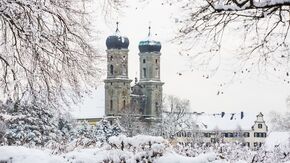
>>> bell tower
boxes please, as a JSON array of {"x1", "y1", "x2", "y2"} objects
[
  {"x1": 104, "y1": 22, "x2": 132, "y2": 116},
  {"x1": 138, "y1": 26, "x2": 164, "y2": 118}
]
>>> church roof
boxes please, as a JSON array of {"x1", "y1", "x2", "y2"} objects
[
  {"x1": 106, "y1": 22, "x2": 129, "y2": 50},
  {"x1": 138, "y1": 26, "x2": 161, "y2": 53}
]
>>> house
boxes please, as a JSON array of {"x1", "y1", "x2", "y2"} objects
[{"x1": 174, "y1": 112, "x2": 268, "y2": 148}]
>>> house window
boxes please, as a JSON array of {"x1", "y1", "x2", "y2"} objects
[
  {"x1": 204, "y1": 133, "x2": 210, "y2": 138},
  {"x1": 143, "y1": 68, "x2": 147, "y2": 78},
  {"x1": 243, "y1": 132, "x2": 250, "y2": 137},
  {"x1": 224, "y1": 133, "x2": 228, "y2": 138},
  {"x1": 228, "y1": 133, "x2": 233, "y2": 137},
  {"x1": 110, "y1": 65, "x2": 114, "y2": 75},
  {"x1": 143, "y1": 59, "x2": 146, "y2": 63},
  {"x1": 258, "y1": 124, "x2": 262, "y2": 129}
]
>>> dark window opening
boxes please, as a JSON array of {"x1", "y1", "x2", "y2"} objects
[
  {"x1": 123, "y1": 100, "x2": 126, "y2": 109},
  {"x1": 258, "y1": 124, "x2": 262, "y2": 129},
  {"x1": 243, "y1": 132, "x2": 250, "y2": 137},
  {"x1": 155, "y1": 59, "x2": 158, "y2": 64},
  {"x1": 110, "y1": 56, "x2": 113, "y2": 61},
  {"x1": 110, "y1": 100, "x2": 113, "y2": 111},
  {"x1": 143, "y1": 59, "x2": 146, "y2": 63},
  {"x1": 110, "y1": 65, "x2": 114, "y2": 75},
  {"x1": 143, "y1": 68, "x2": 147, "y2": 78}
]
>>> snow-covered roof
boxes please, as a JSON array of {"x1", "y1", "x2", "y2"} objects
[{"x1": 194, "y1": 112, "x2": 259, "y2": 131}]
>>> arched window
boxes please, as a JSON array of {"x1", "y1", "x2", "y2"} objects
[
  {"x1": 155, "y1": 102, "x2": 159, "y2": 110},
  {"x1": 110, "y1": 65, "x2": 114, "y2": 75},
  {"x1": 156, "y1": 67, "x2": 159, "y2": 77},
  {"x1": 143, "y1": 59, "x2": 146, "y2": 63},
  {"x1": 143, "y1": 68, "x2": 147, "y2": 78},
  {"x1": 123, "y1": 100, "x2": 126, "y2": 109}
]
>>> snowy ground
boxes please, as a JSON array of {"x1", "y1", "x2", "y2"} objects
[
  {"x1": 0, "y1": 146, "x2": 225, "y2": 163},
  {"x1": 0, "y1": 133, "x2": 289, "y2": 163}
]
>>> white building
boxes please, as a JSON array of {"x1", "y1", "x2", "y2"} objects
[{"x1": 174, "y1": 112, "x2": 268, "y2": 148}]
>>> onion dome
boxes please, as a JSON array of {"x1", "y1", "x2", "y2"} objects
[
  {"x1": 106, "y1": 22, "x2": 129, "y2": 50},
  {"x1": 139, "y1": 26, "x2": 161, "y2": 53}
]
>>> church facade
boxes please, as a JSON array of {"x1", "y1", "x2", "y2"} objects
[{"x1": 104, "y1": 23, "x2": 164, "y2": 119}]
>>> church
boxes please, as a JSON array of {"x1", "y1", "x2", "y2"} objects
[{"x1": 104, "y1": 22, "x2": 164, "y2": 120}]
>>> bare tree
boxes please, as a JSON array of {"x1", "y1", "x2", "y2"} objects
[
  {"x1": 158, "y1": 95, "x2": 196, "y2": 139},
  {"x1": 171, "y1": 0, "x2": 290, "y2": 74},
  {"x1": 0, "y1": 0, "x2": 124, "y2": 106},
  {"x1": 118, "y1": 105, "x2": 143, "y2": 137}
]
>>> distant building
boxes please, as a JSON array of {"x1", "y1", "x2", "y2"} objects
[
  {"x1": 104, "y1": 23, "x2": 164, "y2": 120},
  {"x1": 173, "y1": 112, "x2": 268, "y2": 148}
]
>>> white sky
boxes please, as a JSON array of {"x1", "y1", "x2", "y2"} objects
[{"x1": 71, "y1": 0, "x2": 290, "y2": 118}]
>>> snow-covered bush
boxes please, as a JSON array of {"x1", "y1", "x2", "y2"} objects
[
  {"x1": 0, "y1": 120, "x2": 5, "y2": 144},
  {"x1": 0, "y1": 99, "x2": 66, "y2": 147}
]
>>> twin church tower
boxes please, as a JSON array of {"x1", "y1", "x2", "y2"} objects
[{"x1": 104, "y1": 23, "x2": 164, "y2": 119}]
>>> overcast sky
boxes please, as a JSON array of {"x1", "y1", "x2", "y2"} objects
[{"x1": 71, "y1": 0, "x2": 290, "y2": 118}]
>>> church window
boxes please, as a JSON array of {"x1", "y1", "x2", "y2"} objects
[
  {"x1": 156, "y1": 67, "x2": 159, "y2": 77},
  {"x1": 110, "y1": 65, "x2": 114, "y2": 75},
  {"x1": 155, "y1": 102, "x2": 158, "y2": 109},
  {"x1": 143, "y1": 59, "x2": 146, "y2": 63},
  {"x1": 258, "y1": 124, "x2": 262, "y2": 129},
  {"x1": 123, "y1": 100, "x2": 126, "y2": 109},
  {"x1": 110, "y1": 56, "x2": 113, "y2": 61},
  {"x1": 143, "y1": 68, "x2": 147, "y2": 78},
  {"x1": 110, "y1": 100, "x2": 113, "y2": 111},
  {"x1": 155, "y1": 59, "x2": 158, "y2": 64}
]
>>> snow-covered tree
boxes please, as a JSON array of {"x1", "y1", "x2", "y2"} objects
[
  {"x1": 0, "y1": 0, "x2": 126, "y2": 107},
  {"x1": 95, "y1": 118, "x2": 123, "y2": 141},
  {"x1": 0, "y1": 120, "x2": 5, "y2": 144},
  {"x1": 269, "y1": 111, "x2": 290, "y2": 131},
  {"x1": 118, "y1": 105, "x2": 144, "y2": 137},
  {"x1": 165, "y1": 0, "x2": 290, "y2": 77},
  {"x1": 0, "y1": 99, "x2": 68, "y2": 147},
  {"x1": 156, "y1": 95, "x2": 197, "y2": 139}
]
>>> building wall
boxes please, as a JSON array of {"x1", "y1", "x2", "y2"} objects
[
  {"x1": 138, "y1": 52, "x2": 164, "y2": 117},
  {"x1": 105, "y1": 49, "x2": 132, "y2": 116},
  {"x1": 173, "y1": 113, "x2": 268, "y2": 149}
]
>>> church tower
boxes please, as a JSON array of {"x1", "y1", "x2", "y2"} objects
[
  {"x1": 104, "y1": 22, "x2": 132, "y2": 116},
  {"x1": 138, "y1": 26, "x2": 164, "y2": 118}
]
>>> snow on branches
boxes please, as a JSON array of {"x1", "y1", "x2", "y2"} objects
[
  {"x1": 176, "y1": 0, "x2": 290, "y2": 75},
  {"x1": 0, "y1": 0, "x2": 102, "y2": 106}
]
